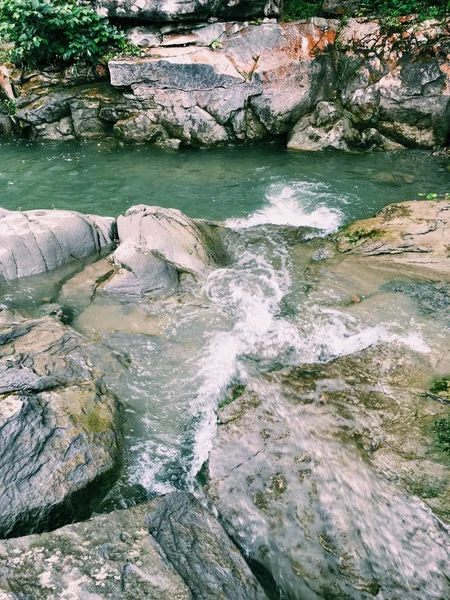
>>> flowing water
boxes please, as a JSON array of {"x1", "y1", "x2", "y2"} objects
[{"x1": 1, "y1": 140, "x2": 450, "y2": 598}]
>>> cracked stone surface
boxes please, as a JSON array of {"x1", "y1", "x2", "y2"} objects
[
  {"x1": 0, "y1": 492, "x2": 267, "y2": 600},
  {"x1": 0, "y1": 313, "x2": 124, "y2": 538},
  {"x1": 0, "y1": 208, "x2": 115, "y2": 282}
]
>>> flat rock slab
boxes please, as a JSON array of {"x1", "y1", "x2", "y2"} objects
[
  {"x1": 0, "y1": 314, "x2": 124, "y2": 538},
  {"x1": 0, "y1": 492, "x2": 267, "y2": 600},
  {"x1": 335, "y1": 200, "x2": 450, "y2": 277},
  {"x1": 0, "y1": 208, "x2": 115, "y2": 282}
]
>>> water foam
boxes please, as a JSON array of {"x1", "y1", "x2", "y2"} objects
[
  {"x1": 189, "y1": 183, "x2": 430, "y2": 479},
  {"x1": 226, "y1": 181, "x2": 344, "y2": 234}
]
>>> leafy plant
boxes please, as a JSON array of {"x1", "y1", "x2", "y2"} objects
[
  {"x1": 282, "y1": 0, "x2": 322, "y2": 21},
  {"x1": 0, "y1": 0, "x2": 126, "y2": 67},
  {"x1": 209, "y1": 39, "x2": 223, "y2": 50}
]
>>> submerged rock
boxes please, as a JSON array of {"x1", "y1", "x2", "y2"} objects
[
  {"x1": 105, "y1": 205, "x2": 229, "y2": 297},
  {"x1": 0, "y1": 492, "x2": 267, "y2": 599},
  {"x1": 0, "y1": 208, "x2": 115, "y2": 282},
  {"x1": 0, "y1": 314, "x2": 124, "y2": 538},
  {"x1": 206, "y1": 344, "x2": 450, "y2": 599},
  {"x1": 335, "y1": 200, "x2": 450, "y2": 277}
]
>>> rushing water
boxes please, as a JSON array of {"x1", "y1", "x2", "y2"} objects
[{"x1": 1, "y1": 140, "x2": 450, "y2": 597}]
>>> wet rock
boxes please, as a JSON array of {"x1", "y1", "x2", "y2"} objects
[
  {"x1": 0, "y1": 500, "x2": 191, "y2": 599},
  {"x1": 335, "y1": 200, "x2": 450, "y2": 277},
  {"x1": 206, "y1": 344, "x2": 450, "y2": 599},
  {"x1": 0, "y1": 314, "x2": 124, "y2": 538},
  {"x1": 0, "y1": 208, "x2": 115, "y2": 282},
  {"x1": 148, "y1": 492, "x2": 268, "y2": 599},
  {"x1": 85, "y1": 0, "x2": 281, "y2": 22},
  {"x1": 106, "y1": 205, "x2": 229, "y2": 296},
  {"x1": 0, "y1": 492, "x2": 267, "y2": 599},
  {"x1": 58, "y1": 258, "x2": 115, "y2": 313}
]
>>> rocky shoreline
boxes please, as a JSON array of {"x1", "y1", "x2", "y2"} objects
[
  {"x1": 1, "y1": 200, "x2": 450, "y2": 598},
  {"x1": 1, "y1": 15, "x2": 450, "y2": 151}
]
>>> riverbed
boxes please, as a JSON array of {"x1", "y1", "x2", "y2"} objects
[{"x1": 1, "y1": 140, "x2": 450, "y2": 598}]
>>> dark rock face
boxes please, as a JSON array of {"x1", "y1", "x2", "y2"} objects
[
  {"x1": 206, "y1": 345, "x2": 450, "y2": 599},
  {"x1": 0, "y1": 492, "x2": 267, "y2": 599},
  {"x1": 0, "y1": 314, "x2": 124, "y2": 538},
  {"x1": 86, "y1": 0, "x2": 281, "y2": 22},
  {"x1": 148, "y1": 492, "x2": 268, "y2": 600}
]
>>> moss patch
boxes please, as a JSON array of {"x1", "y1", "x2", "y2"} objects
[{"x1": 433, "y1": 418, "x2": 450, "y2": 454}]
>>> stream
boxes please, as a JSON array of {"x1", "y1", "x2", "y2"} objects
[{"x1": 1, "y1": 140, "x2": 450, "y2": 598}]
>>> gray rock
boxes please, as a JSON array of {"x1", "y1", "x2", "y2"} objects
[
  {"x1": 206, "y1": 345, "x2": 450, "y2": 599},
  {"x1": 105, "y1": 238, "x2": 179, "y2": 297},
  {"x1": 0, "y1": 492, "x2": 267, "y2": 599},
  {"x1": 0, "y1": 208, "x2": 115, "y2": 282},
  {"x1": 85, "y1": 0, "x2": 281, "y2": 22},
  {"x1": 335, "y1": 200, "x2": 450, "y2": 277},
  {"x1": 0, "y1": 501, "x2": 192, "y2": 599},
  {"x1": 147, "y1": 492, "x2": 268, "y2": 600},
  {"x1": 0, "y1": 315, "x2": 124, "y2": 538},
  {"x1": 107, "y1": 205, "x2": 229, "y2": 297}
]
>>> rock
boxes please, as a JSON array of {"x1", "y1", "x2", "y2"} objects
[
  {"x1": 206, "y1": 344, "x2": 450, "y2": 599},
  {"x1": 0, "y1": 492, "x2": 267, "y2": 599},
  {"x1": 105, "y1": 238, "x2": 179, "y2": 297},
  {"x1": 0, "y1": 208, "x2": 116, "y2": 282},
  {"x1": 85, "y1": 0, "x2": 281, "y2": 22},
  {"x1": 288, "y1": 101, "x2": 362, "y2": 151},
  {"x1": 6, "y1": 18, "x2": 450, "y2": 150},
  {"x1": 148, "y1": 492, "x2": 268, "y2": 599},
  {"x1": 0, "y1": 314, "x2": 124, "y2": 538},
  {"x1": 334, "y1": 200, "x2": 450, "y2": 277},
  {"x1": 58, "y1": 258, "x2": 115, "y2": 314},
  {"x1": 106, "y1": 205, "x2": 229, "y2": 296},
  {"x1": 0, "y1": 500, "x2": 191, "y2": 599}
]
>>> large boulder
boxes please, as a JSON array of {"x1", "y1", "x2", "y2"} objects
[
  {"x1": 0, "y1": 492, "x2": 267, "y2": 599},
  {"x1": 0, "y1": 313, "x2": 124, "y2": 538},
  {"x1": 86, "y1": 0, "x2": 281, "y2": 22},
  {"x1": 206, "y1": 344, "x2": 450, "y2": 600},
  {"x1": 0, "y1": 208, "x2": 115, "y2": 282},
  {"x1": 105, "y1": 205, "x2": 229, "y2": 296},
  {"x1": 335, "y1": 200, "x2": 450, "y2": 278}
]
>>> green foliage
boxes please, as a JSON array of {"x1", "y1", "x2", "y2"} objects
[
  {"x1": 357, "y1": 0, "x2": 450, "y2": 20},
  {"x1": 433, "y1": 418, "x2": 450, "y2": 454},
  {"x1": 282, "y1": 0, "x2": 321, "y2": 21},
  {"x1": 281, "y1": 0, "x2": 449, "y2": 21},
  {"x1": 0, "y1": 0, "x2": 125, "y2": 67}
]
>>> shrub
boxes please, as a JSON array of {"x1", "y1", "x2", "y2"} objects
[
  {"x1": 282, "y1": 0, "x2": 322, "y2": 21},
  {"x1": 281, "y1": 0, "x2": 450, "y2": 21},
  {"x1": 0, "y1": 0, "x2": 125, "y2": 67}
]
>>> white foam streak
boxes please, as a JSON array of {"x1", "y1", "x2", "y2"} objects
[{"x1": 226, "y1": 182, "x2": 343, "y2": 234}]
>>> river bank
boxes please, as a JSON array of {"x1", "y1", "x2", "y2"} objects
[{"x1": 1, "y1": 16, "x2": 450, "y2": 151}]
